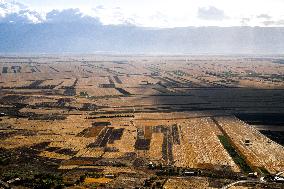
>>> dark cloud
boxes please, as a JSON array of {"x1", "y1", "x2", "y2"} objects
[
  {"x1": 46, "y1": 8, "x2": 101, "y2": 24},
  {"x1": 198, "y1": 6, "x2": 226, "y2": 20},
  {"x1": 257, "y1": 14, "x2": 271, "y2": 19}
]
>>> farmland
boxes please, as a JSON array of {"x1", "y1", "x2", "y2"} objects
[{"x1": 0, "y1": 55, "x2": 284, "y2": 188}]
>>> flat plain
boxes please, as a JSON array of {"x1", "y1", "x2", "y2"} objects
[{"x1": 0, "y1": 55, "x2": 284, "y2": 188}]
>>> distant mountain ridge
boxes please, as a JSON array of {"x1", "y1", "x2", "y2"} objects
[
  {"x1": 0, "y1": 24, "x2": 284, "y2": 54},
  {"x1": 1, "y1": 1, "x2": 284, "y2": 54}
]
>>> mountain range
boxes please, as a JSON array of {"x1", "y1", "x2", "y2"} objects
[{"x1": 0, "y1": 1, "x2": 284, "y2": 54}]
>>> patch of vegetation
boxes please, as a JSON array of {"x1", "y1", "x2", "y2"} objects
[
  {"x1": 257, "y1": 167, "x2": 270, "y2": 175},
  {"x1": 92, "y1": 122, "x2": 111, "y2": 127},
  {"x1": 115, "y1": 88, "x2": 131, "y2": 96},
  {"x1": 2, "y1": 172, "x2": 64, "y2": 189},
  {"x1": 81, "y1": 172, "x2": 103, "y2": 180},
  {"x1": 108, "y1": 128, "x2": 124, "y2": 143},
  {"x1": 27, "y1": 173, "x2": 64, "y2": 189},
  {"x1": 0, "y1": 147, "x2": 63, "y2": 188},
  {"x1": 135, "y1": 139, "x2": 151, "y2": 150},
  {"x1": 87, "y1": 127, "x2": 113, "y2": 148},
  {"x1": 173, "y1": 70, "x2": 187, "y2": 76},
  {"x1": 0, "y1": 153, "x2": 10, "y2": 166},
  {"x1": 63, "y1": 87, "x2": 76, "y2": 96},
  {"x1": 80, "y1": 103, "x2": 97, "y2": 111},
  {"x1": 218, "y1": 135, "x2": 252, "y2": 173},
  {"x1": 63, "y1": 78, "x2": 78, "y2": 96},
  {"x1": 79, "y1": 91, "x2": 89, "y2": 97},
  {"x1": 99, "y1": 83, "x2": 115, "y2": 88},
  {"x1": 2, "y1": 67, "x2": 8, "y2": 73},
  {"x1": 87, "y1": 114, "x2": 134, "y2": 119},
  {"x1": 113, "y1": 76, "x2": 122, "y2": 84},
  {"x1": 171, "y1": 124, "x2": 180, "y2": 145},
  {"x1": 1, "y1": 160, "x2": 64, "y2": 188}
]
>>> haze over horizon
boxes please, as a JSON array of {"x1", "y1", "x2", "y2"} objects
[{"x1": 0, "y1": 0, "x2": 284, "y2": 54}]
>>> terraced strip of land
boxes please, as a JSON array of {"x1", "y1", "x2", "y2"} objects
[
  {"x1": 173, "y1": 118, "x2": 240, "y2": 172},
  {"x1": 215, "y1": 116, "x2": 284, "y2": 173}
]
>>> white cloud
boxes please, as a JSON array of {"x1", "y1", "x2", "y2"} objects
[
  {"x1": 0, "y1": 1, "x2": 43, "y2": 23},
  {"x1": 263, "y1": 19, "x2": 284, "y2": 26},
  {"x1": 240, "y1": 18, "x2": 250, "y2": 26},
  {"x1": 46, "y1": 8, "x2": 101, "y2": 24},
  {"x1": 257, "y1": 14, "x2": 271, "y2": 20},
  {"x1": 198, "y1": 6, "x2": 226, "y2": 21},
  {"x1": 1, "y1": 0, "x2": 284, "y2": 27},
  {"x1": 0, "y1": 10, "x2": 43, "y2": 24}
]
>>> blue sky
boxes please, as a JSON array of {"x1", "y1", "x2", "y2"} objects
[{"x1": 2, "y1": 0, "x2": 284, "y2": 27}]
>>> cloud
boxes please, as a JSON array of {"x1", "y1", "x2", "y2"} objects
[
  {"x1": 0, "y1": 1, "x2": 43, "y2": 23},
  {"x1": 96, "y1": 5, "x2": 105, "y2": 10},
  {"x1": 256, "y1": 14, "x2": 284, "y2": 26},
  {"x1": 0, "y1": 1, "x2": 27, "y2": 12},
  {"x1": 46, "y1": 8, "x2": 101, "y2": 24},
  {"x1": 0, "y1": 5, "x2": 102, "y2": 25},
  {"x1": 262, "y1": 19, "x2": 284, "y2": 26},
  {"x1": 257, "y1": 14, "x2": 271, "y2": 19},
  {"x1": 92, "y1": 5, "x2": 105, "y2": 14},
  {"x1": 276, "y1": 20, "x2": 284, "y2": 25},
  {"x1": 1, "y1": 1, "x2": 102, "y2": 25},
  {"x1": 122, "y1": 17, "x2": 138, "y2": 26},
  {"x1": 240, "y1": 18, "x2": 250, "y2": 26},
  {"x1": 0, "y1": 10, "x2": 43, "y2": 23},
  {"x1": 1, "y1": 0, "x2": 284, "y2": 27},
  {"x1": 198, "y1": 6, "x2": 226, "y2": 20},
  {"x1": 91, "y1": 6, "x2": 139, "y2": 26}
]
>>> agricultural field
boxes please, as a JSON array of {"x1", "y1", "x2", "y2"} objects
[{"x1": 0, "y1": 55, "x2": 284, "y2": 188}]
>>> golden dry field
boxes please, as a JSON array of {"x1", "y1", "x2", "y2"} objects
[{"x1": 0, "y1": 55, "x2": 284, "y2": 188}]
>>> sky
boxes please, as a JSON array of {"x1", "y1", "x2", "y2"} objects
[{"x1": 2, "y1": 0, "x2": 284, "y2": 27}]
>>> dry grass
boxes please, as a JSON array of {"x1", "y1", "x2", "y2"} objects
[
  {"x1": 84, "y1": 177, "x2": 112, "y2": 184},
  {"x1": 216, "y1": 116, "x2": 284, "y2": 173},
  {"x1": 163, "y1": 177, "x2": 214, "y2": 189},
  {"x1": 148, "y1": 133, "x2": 164, "y2": 160},
  {"x1": 173, "y1": 118, "x2": 240, "y2": 172},
  {"x1": 0, "y1": 55, "x2": 283, "y2": 188}
]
